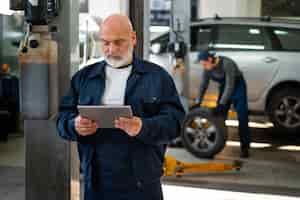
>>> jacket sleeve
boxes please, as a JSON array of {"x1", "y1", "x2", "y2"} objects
[
  {"x1": 136, "y1": 71, "x2": 186, "y2": 146},
  {"x1": 197, "y1": 71, "x2": 210, "y2": 104},
  {"x1": 56, "y1": 74, "x2": 80, "y2": 141},
  {"x1": 219, "y1": 60, "x2": 238, "y2": 105}
]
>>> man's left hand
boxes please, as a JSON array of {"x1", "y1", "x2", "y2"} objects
[{"x1": 115, "y1": 117, "x2": 143, "y2": 137}]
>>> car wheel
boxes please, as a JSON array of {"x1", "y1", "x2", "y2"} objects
[
  {"x1": 268, "y1": 88, "x2": 300, "y2": 133},
  {"x1": 181, "y1": 107, "x2": 227, "y2": 158}
]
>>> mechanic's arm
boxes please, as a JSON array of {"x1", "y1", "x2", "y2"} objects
[
  {"x1": 197, "y1": 71, "x2": 210, "y2": 104},
  {"x1": 219, "y1": 64, "x2": 237, "y2": 105}
]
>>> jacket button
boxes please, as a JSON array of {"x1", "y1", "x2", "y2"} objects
[{"x1": 137, "y1": 181, "x2": 142, "y2": 188}]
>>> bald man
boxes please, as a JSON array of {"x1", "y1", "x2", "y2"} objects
[{"x1": 57, "y1": 14, "x2": 185, "y2": 200}]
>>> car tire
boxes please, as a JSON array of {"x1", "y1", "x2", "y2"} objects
[
  {"x1": 181, "y1": 107, "x2": 227, "y2": 158},
  {"x1": 268, "y1": 88, "x2": 300, "y2": 133}
]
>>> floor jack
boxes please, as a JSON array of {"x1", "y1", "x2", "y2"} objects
[
  {"x1": 163, "y1": 88, "x2": 241, "y2": 177},
  {"x1": 164, "y1": 155, "x2": 243, "y2": 177},
  {"x1": 163, "y1": 103, "x2": 242, "y2": 177}
]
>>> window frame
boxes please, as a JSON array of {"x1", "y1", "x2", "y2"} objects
[
  {"x1": 190, "y1": 24, "x2": 217, "y2": 52},
  {"x1": 213, "y1": 24, "x2": 270, "y2": 52},
  {"x1": 265, "y1": 26, "x2": 300, "y2": 52}
]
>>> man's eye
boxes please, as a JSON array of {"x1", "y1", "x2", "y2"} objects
[
  {"x1": 115, "y1": 40, "x2": 126, "y2": 46},
  {"x1": 100, "y1": 40, "x2": 109, "y2": 46}
]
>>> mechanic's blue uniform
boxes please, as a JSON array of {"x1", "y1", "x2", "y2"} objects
[
  {"x1": 56, "y1": 58, "x2": 185, "y2": 200},
  {"x1": 218, "y1": 73, "x2": 251, "y2": 149},
  {"x1": 198, "y1": 56, "x2": 251, "y2": 149}
]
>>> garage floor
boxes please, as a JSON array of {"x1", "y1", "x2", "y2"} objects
[
  {"x1": 0, "y1": 124, "x2": 300, "y2": 199},
  {"x1": 164, "y1": 125, "x2": 300, "y2": 197},
  {"x1": 0, "y1": 134, "x2": 25, "y2": 200}
]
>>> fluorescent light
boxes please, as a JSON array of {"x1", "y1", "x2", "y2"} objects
[
  {"x1": 0, "y1": 0, "x2": 14, "y2": 15},
  {"x1": 150, "y1": 26, "x2": 170, "y2": 33},
  {"x1": 225, "y1": 120, "x2": 273, "y2": 129},
  {"x1": 226, "y1": 141, "x2": 272, "y2": 148},
  {"x1": 249, "y1": 29, "x2": 260, "y2": 34},
  {"x1": 226, "y1": 141, "x2": 241, "y2": 147},
  {"x1": 274, "y1": 30, "x2": 288, "y2": 35},
  {"x1": 248, "y1": 122, "x2": 273, "y2": 129},
  {"x1": 225, "y1": 120, "x2": 239, "y2": 127},
  {"x1": 212, "y1": 44, "x2": 265, "y2": 50},
  {"x1": 278, "y1": 146, "x2": 300, "y2": 152}
]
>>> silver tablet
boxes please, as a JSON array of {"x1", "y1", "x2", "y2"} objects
[{"x1": 77, "y1": 105, "x2": 133, "y2": 128}]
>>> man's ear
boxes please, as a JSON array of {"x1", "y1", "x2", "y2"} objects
[{"x1": 132, "y1": 31, "x2": 137, "y2": 46}]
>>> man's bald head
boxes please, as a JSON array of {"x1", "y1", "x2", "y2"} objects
[
  {"x1": 100, "y1": 14, "x2": 137, "y2": 68},
  {"x1": 101, "y1": 14, "x2": 134, "y2": 36}
]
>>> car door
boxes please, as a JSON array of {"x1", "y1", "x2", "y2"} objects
[
  {"x1": 264, "y1": 26, "x2": 300, "y2": 83},
  {"x1": 211, "y1": 24, "x2": 280, "y2": 103}
]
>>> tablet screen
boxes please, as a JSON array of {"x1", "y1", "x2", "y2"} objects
[{"x1": 77, "y1": 105, "x2": 133, "y2": 128}]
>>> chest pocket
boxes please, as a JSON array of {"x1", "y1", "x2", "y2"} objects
[
  {"x1": 141, "y1": 97, "x2": 160, "y2": 117},
  {"x1": 78, "y1": 96, "x2": 93, "y2": 105}
]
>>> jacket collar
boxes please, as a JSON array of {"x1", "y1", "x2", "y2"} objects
[{"x1": 87, "y1": 56, "x2": 150, "y2": 79}]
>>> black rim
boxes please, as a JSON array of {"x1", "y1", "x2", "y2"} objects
[{"x1": 274, "y1": 96, "x2": 300, "y2": 129}]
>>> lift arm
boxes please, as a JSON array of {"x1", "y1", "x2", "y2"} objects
[{"x1": 164, "y1": 155, "x2": 242, "y2": 177}]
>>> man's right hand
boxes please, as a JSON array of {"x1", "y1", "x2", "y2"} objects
[{"x1": 75, "y1": 115, "x2": 98, "y2": 136}]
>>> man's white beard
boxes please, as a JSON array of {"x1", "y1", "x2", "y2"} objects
[{"x1": 104, "y1": 46, "x2": 133, "y2": 68}]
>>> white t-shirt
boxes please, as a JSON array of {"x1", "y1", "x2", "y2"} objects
[{"x1": 102, "y1": 65, "x2": 133, "y2": 105}]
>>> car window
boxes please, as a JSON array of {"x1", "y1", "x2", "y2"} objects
[
  {"x1": 191, "y1": 25, "x2": 213, "y2": 51},
  {"x1": 270, "y1": 27, "x2": 300, "y2": 51},
  {"x1": 214, "y1": 25, "x2": 265, "y2": 51}
]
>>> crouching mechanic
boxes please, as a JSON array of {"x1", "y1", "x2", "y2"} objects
[
  {"x1": 196, "y1": 51, "x2": 251, "y2": 158},
  {"x1": 56, "y1": 14, "x2": 185, "y2": 200}
]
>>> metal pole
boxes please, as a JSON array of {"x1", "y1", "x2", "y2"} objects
[
  {"x1": 129, "y1": 0, "x2": 145, "y2": 58},
  {"x1": 20, "y1": 0, "x2": 80, "y2": 199},
  {"x1": 171, "y1": 0, "x2": 191, "y2": 98},
  {"x1": 143, "y1": 0, "x2": 150, "y2": 60},
  {"x1": 0, "y1": 16, "x2": 3, "y2": 62}
]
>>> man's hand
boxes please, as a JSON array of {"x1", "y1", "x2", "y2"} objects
[
  {"x1": 115, "y1": 117, "x2": 143, "y2": 137},
  {"x1": 213, "y1": 104, "x2": 228, "y2": 116},
  {"x1": 75, "y1": 115, "x2": 98, "y2": 136}
]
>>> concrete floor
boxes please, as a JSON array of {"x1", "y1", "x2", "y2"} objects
[
  {"x1": 1, "y1": 125, "x2": 300, "y2": 199},
  {"x1": 0, "y1": 134, "x2": 25, "y2": 200},
  {"x1": 164, "y1": 126, "x2": 300, "y2": 197}
]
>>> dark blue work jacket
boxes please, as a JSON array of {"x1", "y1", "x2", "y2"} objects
[{"x1": 56, "y1": 58, "x2": 185, "y2": 198}]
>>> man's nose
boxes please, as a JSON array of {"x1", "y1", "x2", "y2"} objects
[{"x1": 108, "y1": 43, "x2": 118, "y2": 54}]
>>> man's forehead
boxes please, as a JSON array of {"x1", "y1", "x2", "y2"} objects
[
  {"x1": 100, "y1": 27, "x2": 131, "y2": 41},
  {"x1": 100, "y1": 33, "x2": 129, "y2": 41},
  {"x1": 102, "y1": 14, "x2": 133, "y2": 30}
]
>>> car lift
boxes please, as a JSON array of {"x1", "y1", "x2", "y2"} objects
[
  {"x1": 163, "y1": 155, "x2": 242, "y2": 177},
  {"x1": 163, "y1": 100, "x2": 241, "y2": 177}
]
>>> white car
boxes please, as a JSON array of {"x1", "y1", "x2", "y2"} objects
[{"x1": 150, "y1": 17, "x2": 300, "y2": 133}]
